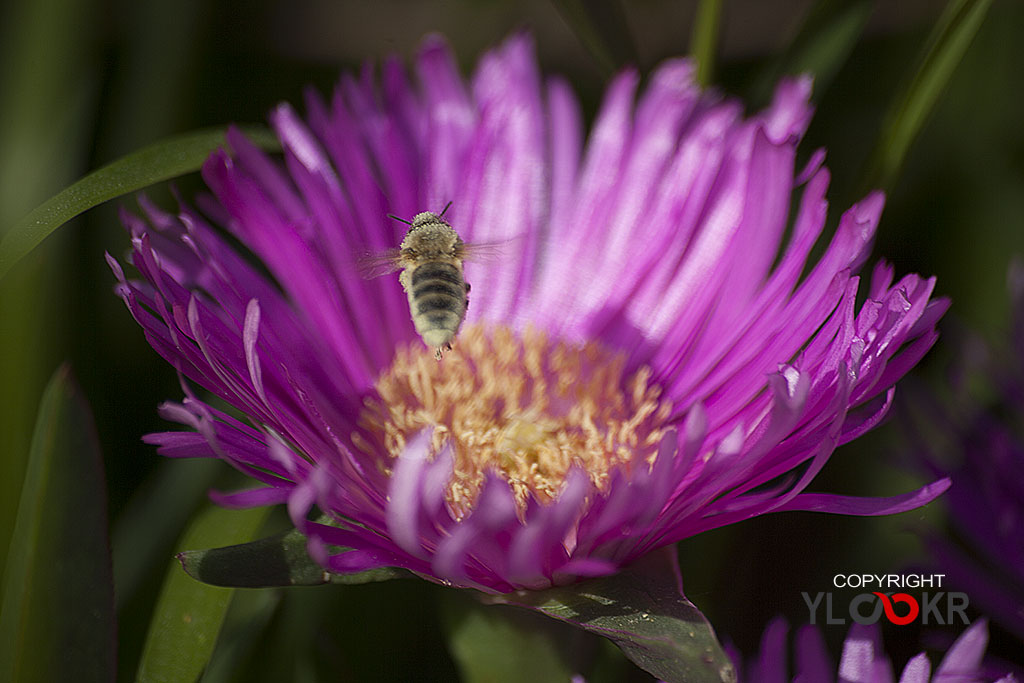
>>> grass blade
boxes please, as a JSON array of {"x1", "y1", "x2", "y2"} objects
[
  {"x1": 135, "y1": 503, "x2": 270, "y2": 683},
  {"x1": 0, "y1": 0, "x2": 95, "y2": 580},
  {"x1": 113, "y1": 458, "x2": 223, "y2": 608},
  {"x1": 748, "y1": 0, "x2": 873, "y2": 106},
  {"x1": 0, "y1": 125, "x2": 280, "y2": 282},
  {"x1": 549, "y1": 0, "x2": 637, "y2": 76},
  {"x1": 0, "y1": 365, "x2": 115, "y2": 683},
  {"x1": 864, "y1": 0, "x2": 994, "y2": 190}
]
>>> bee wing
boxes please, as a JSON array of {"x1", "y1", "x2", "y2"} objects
[
  {"x1": 459, "y1": 237, "x2": 521, "y2": 263},
  {"x1": 356, "y1": 248, "x2": 404, "y2": 279}
]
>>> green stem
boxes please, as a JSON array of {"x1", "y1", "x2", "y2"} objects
[{"x1": 691, "y1": 0, "x2": 723, "y2": 86}]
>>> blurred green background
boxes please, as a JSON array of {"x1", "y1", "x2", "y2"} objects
[{"x1": 1, "y1": 0, "x2": 1022, "y2": 680}]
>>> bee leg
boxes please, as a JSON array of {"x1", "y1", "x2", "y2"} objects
[
  {"x1": 435, "y1": 347, "x2": 443, "y2": 361},
  {"x1": 464, "y1": 282, "x2": 471, "y2": 310}
]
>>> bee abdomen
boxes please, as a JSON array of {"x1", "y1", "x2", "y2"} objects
[
  {"x1": 407, "y1": 262, "x2": 467, "y2": 349},
  {"x1": 413, "y1": 281, "x2": 465, "y2": 301},
  {"x1": 411, "y1": 263, "x2": 463, "y2": 288},
  {"x1": 416, "y1": 295, "x2": 463, "y2": 315}
]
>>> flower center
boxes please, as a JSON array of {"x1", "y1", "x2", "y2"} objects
[{"x1": 357, "y1": 324, "x2": 672, "y2": 519}]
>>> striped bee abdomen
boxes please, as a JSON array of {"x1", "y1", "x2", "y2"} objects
[
  {"x1": 411, "y1": 262, "x2": 463, "y2": 288},
  {"x1": 405, "y1": 261, "x2": 468, "y2": 350}
]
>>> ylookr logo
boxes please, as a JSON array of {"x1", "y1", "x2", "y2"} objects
[{"x1": 802, "y1": 574, "x2": 970, "y2": 626}]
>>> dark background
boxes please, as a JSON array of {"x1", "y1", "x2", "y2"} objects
[{"x1": 1, "y1": 0, "x2": 1022, "y2": 679}]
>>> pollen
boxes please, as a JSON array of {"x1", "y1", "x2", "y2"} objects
[{"x1": 357, "y1": 324, "x2": 672, "y2": 519}]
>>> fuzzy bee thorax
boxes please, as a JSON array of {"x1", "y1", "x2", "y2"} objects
[{"x1": 400, "y1": 221, "x2": 463, "y2": 262}]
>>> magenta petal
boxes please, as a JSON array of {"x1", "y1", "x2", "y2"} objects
[
  {"x1": 838, "y1": 625, "x2": 892, "y2": 683},
  {"x1": 431, "y1": 523, "x2": 478, "y2": 587},
  {"x1": 143, "y1": 430, "x2": 218, "y2": 458},
  {"x1": 760, "y1": 75, "x2": 814, "y2": 143},
  {"x1": 552, "y1": 557, "x2": 619, "y2": 581},
  {"x1": 752, "y1": 617, "x2": 790, "y2": 683},
  {"x1": 209, "y1": 486, "x2": 292, "y2": 508},
  {"x1": 794, "y1": 624, "x2": 833, "y2": 682},
  {"x1": 324, "y1": 549, "x2": 394, "y2": 573},
  {"x1": 385, "y1": 430, "x2": 433, "y2": 559},
  {"x1": 898, "y1": 655, "x2": 931, "y2": 683},
  {"x1": 776, "y1": 478, "x2": 950, "y2": 516},
  {"x1": 932, "y1": 619, "x2": 988, "y2": 682},
  {"x1": 839, "y1": 388, "x2": 895, "y2": 446}
]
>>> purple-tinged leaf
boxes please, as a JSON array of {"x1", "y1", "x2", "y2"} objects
[{"x1": 485, "y1": 546, "x2": 736, "y2": 683}]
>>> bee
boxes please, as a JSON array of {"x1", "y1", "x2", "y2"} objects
[{"x1": 360, "y1": 203, "x2": 480, "y2": 359}]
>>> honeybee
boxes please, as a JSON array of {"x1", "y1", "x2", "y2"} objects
[{"x1": 361, "y1": 204, "x2": 487, "y2": 359}]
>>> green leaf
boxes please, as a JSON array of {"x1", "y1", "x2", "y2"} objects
[
  {"x1": 864, "y1": 0, "x2": 994, "y2": 190},
  {"x1": 549, "y1": 0, "x2": 638, "y2": 76},
  {"x1": 690, "y1": 0, "x2": 723, "y2": 87},
  {"x1": 135, "y1": 503, "x2": 271, "y2": 683},
  {"x1": 442, "y1": 592, "x2": 577, "y2": 683},
  {"x1": 0, "y1": 0, "x2": 96, "y2": 587},
  {"x1": 178, "y1": 525, "x2": 411, "y2": 588},
  {"x1": 0, "y1": 125, "x2": 280, "y2": 282},
  {"x1": 0, "y1": 365, "x2": 115, "y2": 683},
  {"x1": 485, "y1": 547, "x2": 736, "y2": 683},
  {"x1": 199, "y1": 588, "x2": 282, "y2": 683},
  {"x1": 112, "y1": 458, "x2": 223, "y2": 608},
  {"x1": 748, "y1": 0, "x2": 874, "y2": 105}
]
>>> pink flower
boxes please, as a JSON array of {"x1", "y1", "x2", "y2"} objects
[{"x1": 111, "y1": 34, "x2": 949, "y2": 593}]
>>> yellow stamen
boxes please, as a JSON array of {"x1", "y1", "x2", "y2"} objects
[{"x1": 356, "y1": 323, "x2": 672, "y2": 519}]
